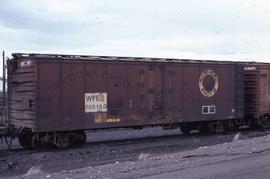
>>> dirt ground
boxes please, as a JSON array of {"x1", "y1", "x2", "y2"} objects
[{"x1": 1, "y1": 127, "x2": 270, "y2": 179}]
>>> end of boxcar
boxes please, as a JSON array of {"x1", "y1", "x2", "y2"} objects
[{"x1": 244, "y1": 64, "x2": 270, "y2": 128}]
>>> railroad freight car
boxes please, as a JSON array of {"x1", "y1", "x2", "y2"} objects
[
  {"x1": 8, "y1": 53, "x2": 244, "y2": 149},
  {"x1": 244, "y1": 64, "x2": 270, "y2": 127}
]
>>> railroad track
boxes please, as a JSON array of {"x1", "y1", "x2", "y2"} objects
[
  {"x1": 2, "y1": 128, "x2": 269, "y2": 156},
  {"x1": 1, "y1": 133, "x2": 182, "y2": 154},
  {"x1": 1, "y1": 128, "x2": 270, "y2": 178}
]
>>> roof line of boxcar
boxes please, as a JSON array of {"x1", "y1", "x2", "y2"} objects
[{"x1": 11, "y1": 53, "x2": 262, "y2": 65}]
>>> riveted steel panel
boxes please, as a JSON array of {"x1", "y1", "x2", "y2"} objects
[{"x1": 8, "y1": 53, "x2": 244, "y2": 132}]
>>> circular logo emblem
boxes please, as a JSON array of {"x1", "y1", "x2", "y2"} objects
[{"x1": 199, "y1": 69, "x2": 218, "y2": 97}]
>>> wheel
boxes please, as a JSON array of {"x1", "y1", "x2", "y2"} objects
[
  {"x1": 18, "y1": 134, "x2": 33, "y2": 149},
  {"x1": 31, "y1": 134, "x2": 45, "y2": 150},
  {"x1": 258, "y1": 115, "x2": 270, "y2": 129},
  {"x1": 214, "y1": 121, "x2": 225, "y2": 133},
  {"x1": 227, "y1": 120, "x2": 237, "y2": 131},
  {"x1": 54, "y1": 134, "x2": 70, "y2": 149},
  {"x1": 78, "y1": 131, "x2": 86, "y2": 144},
  {"x1": 199, "y1": 123, "x2": 212, "y2": 134},
  {"x1": 73, "y1": 131, "x2": 86, "y2": 146},
  {"x1": 180, "y1": 125, "x2": 191, "y2": 135}
]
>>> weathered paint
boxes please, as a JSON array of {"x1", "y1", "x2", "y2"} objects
[
  {"x1": 244, "y1": 64, "x2": 270, "y2": 119},
  {"x1": 8, "y1": 53, "x2": 244, "y2": 132}
]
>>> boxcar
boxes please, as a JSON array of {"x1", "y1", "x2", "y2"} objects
[
  {"x1": 244, "y1": 63, "x2": 270, "y2": 126},
  {"x1": 8, "y1": 53, "x2": 244, "y2": 148}
]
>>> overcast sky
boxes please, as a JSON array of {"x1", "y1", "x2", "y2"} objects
[{"x1": 0, "y1": 0, "x2": 270, "y2": 62}]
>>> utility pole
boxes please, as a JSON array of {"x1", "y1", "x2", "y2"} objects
[{"x1": 2, "y1": 51, "x2": 6, "y2": 107}]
